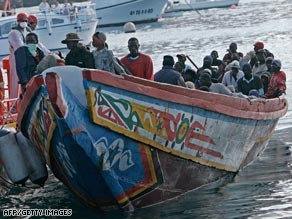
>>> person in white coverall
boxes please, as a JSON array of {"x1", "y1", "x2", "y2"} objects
[{"x1": 8, "y1": 12, "x2": 30, "y2": 99}]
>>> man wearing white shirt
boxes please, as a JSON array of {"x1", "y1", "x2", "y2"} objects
[
  {"x1": 39, "y1": 0, "x2": 50, "y2": 13},
  {"x1": 221, "y1": 60, "x2": 244, "y2": 92},
  {"x1": 8, "y1": 13, "x2": 30, "y2": 98}
]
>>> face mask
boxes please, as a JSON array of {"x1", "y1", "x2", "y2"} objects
[
  {"x1": 19, "y1": 22, "x2": 28, "y2": 29},
  {"x1": 26, "y1": 44, "x2": 37, "y2": 56}
]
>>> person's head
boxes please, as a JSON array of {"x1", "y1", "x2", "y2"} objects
[
  {"x1": 28, "y1": 14, "x2": 38, "y2": 31},
  {"x1": 253, "y1": 41, "x2": 264, "y2": 52},
  {"x1": 265, "y1": 56, "x2": 274, "y2": 71},
  {"x1": 203, "y1": 55, "x2": 213, "y2": 68},
  {"x1": 26, "y1": 32, "x2": 38, "y2": 44},
  {"x1": 127, "y1": 37, "x2": 140, "y2": 57},
  {"x1": 174, "y1": 61, "x2": 184, "y2": 73},
  {"x1": 199, "y1": 72, "x2": 212, "y2": 87},
  {"x1": 61, "y1": 32, "x2": 82, "y2": 50},
  {"x1": 229, "y1": 42, "x2": 237, "y2": 53},
  {"x1": 230, "y1": 60, "x2": 240, "y2": 74},
  {"x1": 270, "y1": 59, "x2": 281, "y2": 73},
  {"x1": 211, "y1": 50, "x2": 218, "y2": 60},
  {"x1": 17, "y1": 12, "x2": 28, "y2": 29},
  {"x1": 261, "y1": 71, "x2": 271, "y2": 85},
  {"x1": 92, "y1": 31, "x2": 106, "y2": 50},
  {"x1": 162, "y1": 55, "x2": 174, "y2": 67},
  {"x1": 242, "y1": 63, "x2": 252, "y2": 78},
  {"x1": 176, "y1": 54, "x2": 186, "y2": 64}
]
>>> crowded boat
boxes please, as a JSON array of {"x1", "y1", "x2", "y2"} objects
[{"x1": 0, "y1": 9, "x2": 287, "y2": 201}]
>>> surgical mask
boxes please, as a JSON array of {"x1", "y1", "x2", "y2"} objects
[
  {"x1": 19, "y1": 22, "x2": 28, "y2": 28},
  {"x1": 26, "y1": 44, "x2": 37, "y2": 56}
]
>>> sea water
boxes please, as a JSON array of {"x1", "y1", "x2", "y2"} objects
[{"x1": 1, "y1": 0, "x2": 292, "y2": 218}]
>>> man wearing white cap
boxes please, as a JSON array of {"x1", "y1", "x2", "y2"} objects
[{"x1": 221, "y1": 60, "x2": 244, "y2": 92}]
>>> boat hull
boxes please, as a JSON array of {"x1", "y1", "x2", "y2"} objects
[
  {"x1": 165, "y1": 0, "x2": 239, "y2": 13},
  {"x1": 92, "y1": 0, "x2": 168, "y2": 27},
  {"x1": 17, "y1": 67, "x2": 288, "y2": 210}
]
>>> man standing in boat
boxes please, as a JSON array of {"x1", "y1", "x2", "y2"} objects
[
  {"x1": 8, "y1": 12, "x2": 31, "y2": 99},
  {"x1": 61, "y1": 32, "x2": 94, "y2": 68},
  {"x1": 120, "y1": 37, "x2": 154, "y2": 80}
]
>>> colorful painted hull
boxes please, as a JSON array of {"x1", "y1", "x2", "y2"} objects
[{"x1": 17, "y1": 66, "x2": 288, "y2": 211}]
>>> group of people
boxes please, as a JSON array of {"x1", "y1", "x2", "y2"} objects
[
  {"x1": 39, "y1": 0, "x2": 75, "y2": 15},
  {"x1": 8, "y1": 12, "x2": 286, "y2": 100},
  {"x1": 155, "y1": 42, "x2": 286, "y2": 99},
  {"x1": 8, "y1": 12, "x2": 63, "y2": 95}
]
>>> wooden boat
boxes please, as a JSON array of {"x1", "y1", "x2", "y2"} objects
[
  {"x1": 17, "y1": 66, "x2": 288, "y2": 211},
  {"x1": 164, "y1": 0, "x2": 239, "y2": 14}
]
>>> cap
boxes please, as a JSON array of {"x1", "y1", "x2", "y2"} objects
[
  {"x1": 253, "y1": 41, "x2": 264, "y2": 49},
  {"x1": 230, "y1": 60, "x2": 240, "y2": 69},
  {"x1": 28, "y1": 14, "x2": 38, "y2": 24},
  {"x1": 176, "y1": 54, "x2": 186, "y2": 59},
  {"x1": 17, "y1": 13, "x2": 28, "y2": 22}
]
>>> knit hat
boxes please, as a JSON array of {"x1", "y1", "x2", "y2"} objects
[
  {"x1": 271, "y1": 59, "x2": 281, "y2": 68},
  {"x1": 242, "y1": 63, "x2": 252, "y2": 72},
  {"x1": 261, "y1": 71, "x2": 271, "y2": 80},
  {"x1": 163, "y1": 55, "x2": 175, "y2": 66}
]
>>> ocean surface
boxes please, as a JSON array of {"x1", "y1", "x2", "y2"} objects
[{"x1": 1, "y1": 0, "x2": 292, "y2": 218}]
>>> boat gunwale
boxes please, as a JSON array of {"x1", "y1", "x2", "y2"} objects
[{"x1": 82, "y1": 69, "x2": 288, "y2": 121}]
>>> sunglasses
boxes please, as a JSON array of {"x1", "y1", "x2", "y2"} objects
[{"x1": 19, "y1": 20, "x2": 28, "y2": 22}]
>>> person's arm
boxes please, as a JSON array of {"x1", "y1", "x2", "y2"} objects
[
  {"x1": 8, "y1": 30, "x2": 24, "y2": 52},
  {"x1": 15, "y1": 47, "x2": 29, "y2": 87},
  {"x1": 177, "y1": 76, "x2": 187, "y2": 87},
  {"x1": 84, "y1": 50, "x2": 95, "y2": 69},
  {"x1": 145, "y1": 56, "x2": 154, "y2": 80}
]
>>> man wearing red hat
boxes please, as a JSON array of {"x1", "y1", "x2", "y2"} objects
[
  {"x1": 27, "y1": 14, "x2": 50, "y2": 55},
  {"x1": 243, "y1": 41, "x2": 274, "y2": 78},
  {"x1": 8, "y1": 12, "x2": 31, "y2": 98}
]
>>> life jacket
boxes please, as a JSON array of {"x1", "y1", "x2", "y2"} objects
[{"x1": 11, "y1": 25, "x2": 31, "y2": 43}]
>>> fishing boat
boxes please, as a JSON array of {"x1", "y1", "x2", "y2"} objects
[
  {"x1": 17, "y1": 66, "x2": 287, "y2": 211},
  {"x1": 164, "y1": 0, "x2": 239, "y2": 14},
  {"x1": 91, "y1": 0, "x2": 168, "y2": 27},
  {"x1": 0, "y1": 7, "x2": 98, "y2": 57}
]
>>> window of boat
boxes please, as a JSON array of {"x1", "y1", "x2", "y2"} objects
[
  {"x1": 0, "y1": 21, "x2": 17, "y2": 36},
  {"x1": 38, "y1": 19, "x2": 46, "y2": 27},
  {"x1": 51, "y1": 18, "x2": 64, "y2": 25}
]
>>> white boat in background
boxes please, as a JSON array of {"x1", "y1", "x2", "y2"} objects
[
  {"x1": 164, "y1": 0, "x2": 239, "y2": 13},
  {"x1": 0, "y1": 7, "x2": 98, "y2": 57},
  {"x1": 91, "y1": 0, "x2": 168, "y2": 27}
]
